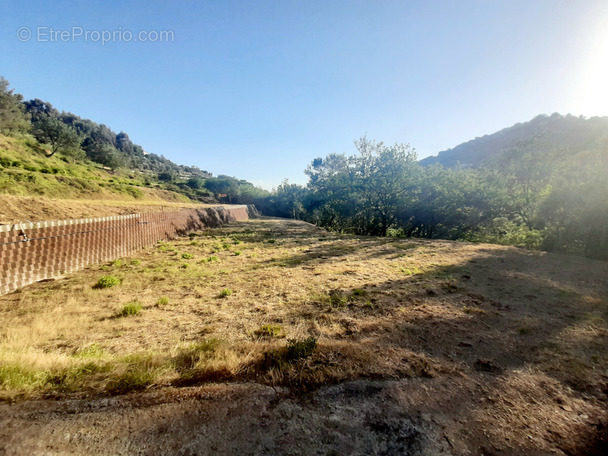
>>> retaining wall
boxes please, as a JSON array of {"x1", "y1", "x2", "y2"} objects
[{"x1": 0, "y1": 205, "x2": 255, "y2": 296}]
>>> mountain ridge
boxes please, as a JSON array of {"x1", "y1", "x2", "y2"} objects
[{"x1": 420, "y1": 113, "x2": 608, "y2": 168}]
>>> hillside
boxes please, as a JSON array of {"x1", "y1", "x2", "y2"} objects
[
  {"x1": 1, "y1": 218, "x2": 607, "y2": 455},
  {"x1": 420, "y1": 113, "x2": 608, "y2": 168},
  {"x1": 0, "y1": 77, "x2": 270, "y2": 218},
  {"x1": 0, "y1": 133, "x2": 211, "y2": 222}
]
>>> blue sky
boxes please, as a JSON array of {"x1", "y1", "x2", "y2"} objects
[{"x1": 2, "y1": 0, "x2": 607, "y2": 189}]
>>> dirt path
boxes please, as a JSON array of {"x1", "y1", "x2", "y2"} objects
[{"x1": 0, "y1": 380, "x2": 462, "y2": 456}]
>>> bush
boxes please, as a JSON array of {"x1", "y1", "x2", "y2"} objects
[{"x1": 94, "y1": 275, "x2": 121, "y2": 289}]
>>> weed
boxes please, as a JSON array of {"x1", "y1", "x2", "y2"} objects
[
  {"x1": 180, "y1": 263, "x2": 190, "y2": 269},
  {"x1": 120, "y1": 301, "x2": 142, "y2": 317},
  {"x1": 400, "y1": 267, "x2": 423, "y2": 275},
  {"x1": 156, "y1": 296, "x2": 169, "y2": 306},
  {"x1": 110, "y1": 260, "x2": 123, "y2": 267},
  {"x1": 329, "y1": 290, "x2": 349, "y2": 307},
  {"x1": 352, "y1": 288, "x2": 367, "y2": 297},
  {"x1": 254, "y1": 324, "x2": 284, "y2": 338},
  {"x1": 206, "y1": 256, "x2": 220, "y2": 263},
  {"x1": 234, "y1": 250, "x2": 242, "y2": 256},
  {"x1": 94, "y1": 275, "x2": 121, "y2": 289},
  {"x1": 218, "y1": 288, "x2": 233, "y2": 298},
  {"x1": 190, "y1": 241, "x2": 199, "y2": 246},
  {"x1": 182, "y1": 253, "x2": 193, "y2": 259},
  {"x1": 268, "y1": 239, "x2": 276, "y2": 244},
  {"x1": 129, "y1": 259, "x2": 141, "y2": 266},
  {"x1": 286, "y1": 337, "x2": 317, "y2": 361}
]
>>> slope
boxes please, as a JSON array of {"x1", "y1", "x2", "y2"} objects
[{"x1": 421, "y1": 113, "x2": 608, "y2": 168}]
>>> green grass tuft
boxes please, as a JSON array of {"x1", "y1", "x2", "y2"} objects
[
  {"x1": 119, "y1": 301, "x2": 142, "y2": 316},
  {"x1": 94, "y1": 275, "x2": 121, "y2": 289}
]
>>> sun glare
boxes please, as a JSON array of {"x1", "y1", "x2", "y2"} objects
[{"x1": 573, "y1": 20, "x2": 608, "y2": 116}]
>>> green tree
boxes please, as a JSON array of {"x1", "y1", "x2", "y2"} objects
[
  {"x1": 0, "y1": 77, "x2": 30, "y2": 135},
  {"x1": 32, "y1": 114, "x2": 81, "y2": 157}
]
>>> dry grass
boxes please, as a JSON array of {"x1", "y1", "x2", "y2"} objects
[
  {"x1": 0, "y1": 194, "x2": 216, "y2": 223},
  {"x1": 1, "y1": 217, "x2": 607, "y2": 452}
]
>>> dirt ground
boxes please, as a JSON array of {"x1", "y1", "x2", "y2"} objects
[{"x1": 1, "y1": 218, "x2": 607, "y2": 455}]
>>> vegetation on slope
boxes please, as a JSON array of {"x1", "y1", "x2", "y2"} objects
[
  {"x1": 420, "y1": 112, "x2": 608, "y2": 168},
  {"x1": 0, "y1": 76, "x2": 269, "y2": 207}
]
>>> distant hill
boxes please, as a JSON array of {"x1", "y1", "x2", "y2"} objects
[{"x1": 420, "y1": 113, "x2": 608, "y2": 168}]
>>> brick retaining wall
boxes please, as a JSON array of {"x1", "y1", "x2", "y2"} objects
[{"x1": 0, "y1": 205, "x2": 254, "y2": 296}]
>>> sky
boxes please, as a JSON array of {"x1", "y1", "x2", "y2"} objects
[{"x1": 2, "y1": 0, "x2": 607, "y2": 189}]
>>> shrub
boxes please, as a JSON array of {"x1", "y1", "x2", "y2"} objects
[
  {"x1": 120, "y1": 301, "x2": 142, "y2": 316},
  {"x1": 94, "y1": 275, "x2": 121, "y2": 289}
]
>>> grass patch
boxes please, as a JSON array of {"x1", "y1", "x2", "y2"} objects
[
  {"x1": 218, "y1": 288, "x2": 233, "y2": 298},
  {"x1": 119, "y1": 301, "x2": 142, "y2": 317},
  {"x1": 106, "y1": 370, "x2": 154, "y2": 395},
  {"x1": 254, "y1": 324, "x2": 284, "y2": 338},
  {"x1": 156, "y1": 296, "x2": 169, "y2": 306},
  {"x1": 93, "y1": 275, "x2": 121, "y2": 289}
]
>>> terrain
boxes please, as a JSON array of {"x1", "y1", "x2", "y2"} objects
[
  {"x1": 1, "y1": 218, "x2": 607, "y2": 455},
  {"x1": 420, "y1": 113, "x2": 608, "y2": 168},
  {"x1": 0, "y1": 133, "x2": 211, "y2": 223}
]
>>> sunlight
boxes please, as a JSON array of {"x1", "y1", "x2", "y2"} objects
[{"x1": 573, "y1": 20, "x2": 608, "y2": 116}]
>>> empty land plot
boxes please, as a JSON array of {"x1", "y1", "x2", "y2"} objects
[{"x1": 1, "y1": 218, "x2": 607, "y2": 455}]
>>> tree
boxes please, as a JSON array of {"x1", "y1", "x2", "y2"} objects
[
  {"x1": 0, "y1": 77, "x2": 30, "y2": 135},
  {"x1": 32, "y1": 114, "x2": 81, "y2": 157}
]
